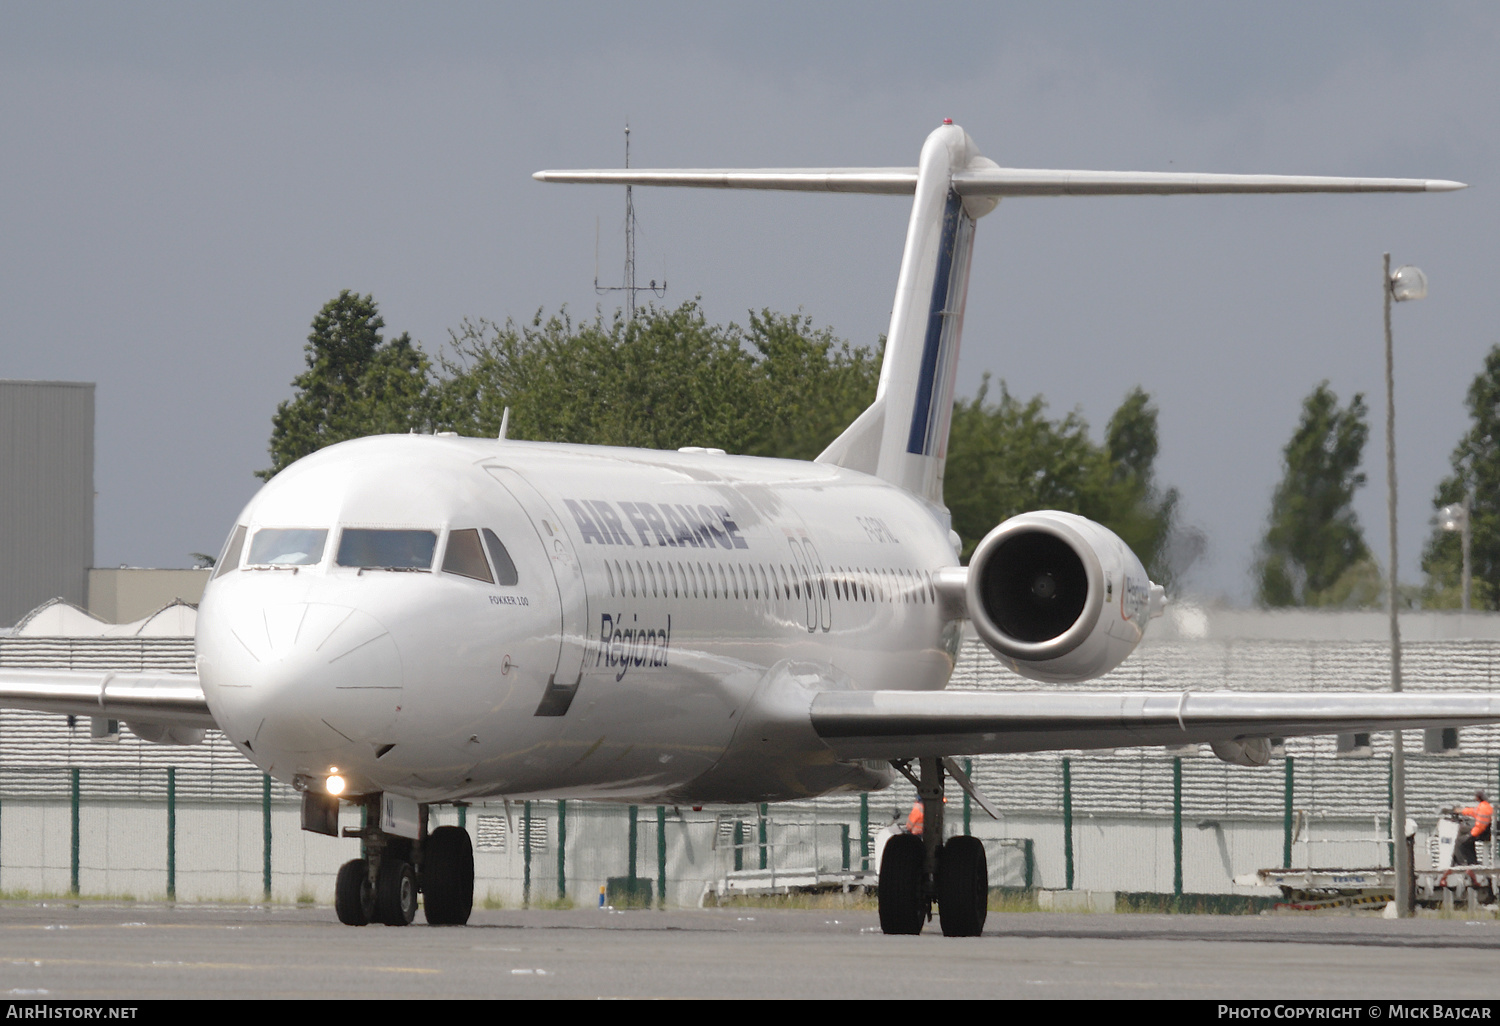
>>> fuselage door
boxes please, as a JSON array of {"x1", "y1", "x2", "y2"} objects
[{"x1": 484, "y1": 466, "x2": 590, "y2": 713}]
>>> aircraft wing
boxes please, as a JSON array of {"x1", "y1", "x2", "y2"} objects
[
  {"x1": 0, "y1": 669, "x2": 214, "y2": 728},
  {"x1": 534, "y1": 167, "x2": 1465, "y2": 196},
  {"x1": 810, "y1": 689, "x2": 1500, "y2": 761}
]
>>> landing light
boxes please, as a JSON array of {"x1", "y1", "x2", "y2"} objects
[{"x1": 326, "y1": 774, "x2": 347, "y2": 796}]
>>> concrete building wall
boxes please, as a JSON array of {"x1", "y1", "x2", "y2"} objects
[
  {"x1": 87, "y1": 568, "x2": 210, "y2": 623},
  {"x1": 0, "y1": 799, "x2": 348, "y2": 902},
  {"x1": 0, "y1": 381, "x2": 94, "y2": 628}
]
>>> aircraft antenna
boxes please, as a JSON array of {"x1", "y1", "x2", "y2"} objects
[{"x1": 594, "y1": 123, "x2": 667, "y2": 320}]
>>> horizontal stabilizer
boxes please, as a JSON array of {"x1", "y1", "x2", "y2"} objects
[
  {"x1": 810, "y1": 689, "x2": 1500, "y2": 760},
  {"x1": 0, "y1": 669, "x2": 214, "y2": 727},
  {"x1": 533, "y1": 168, "x2": 919, "y2": 194},
  {"x1": 951, "y1": 168, "x2": 1466, "y2": 196},
  {"x1": 535, "y1": 167, "x2": 1465, "y2": 196}
]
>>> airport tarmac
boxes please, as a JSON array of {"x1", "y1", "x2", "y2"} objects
[{"x1": 1, "y1": 901, "x2": 1498, "y2": 1000}]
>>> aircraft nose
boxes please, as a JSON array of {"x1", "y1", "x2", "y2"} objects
[{"x1": 200, "y1": 601, "x2": 403, "y2": 754}]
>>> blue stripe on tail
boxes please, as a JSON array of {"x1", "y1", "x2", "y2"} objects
[{"x1": 907, "y1": 191, "x2": 967, "y2": 456}]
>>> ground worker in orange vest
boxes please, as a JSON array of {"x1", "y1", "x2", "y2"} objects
[
  {"x1": 1454, "y1": 790, "x2": 1493, "y2": 866},
  {"x1": 906, "y1": 796, "x2": 947, "y2": 837}
]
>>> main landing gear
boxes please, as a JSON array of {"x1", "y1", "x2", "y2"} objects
[
  {"x1": 321, "y1": 793, "x2": 475, "y2": 927},
  {"x1": 878, "y1": 757, "x2": 989, "y2": 937}
]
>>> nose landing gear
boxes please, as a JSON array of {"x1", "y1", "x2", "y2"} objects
[
  {"x1": 878, "y1": 757, "x2": 990, "y2": 937},
  {"x1": 327, "y1": 794, "x2": 475, "y2": 926}
]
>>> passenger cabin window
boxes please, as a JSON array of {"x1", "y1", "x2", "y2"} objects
[
  {"x1": 215, "y1": 525, "x2": 247, "y2": 578},
  {"x1": 482, "y1": 529, "x2": 519, "y2": 586},
  {"x1": 337, "y1": 529, "x2": 437, "y2": 570},
  {"x1": 442, "y1": 529, "x2": 493, "y2": 583},
  {"x1": 247, "y1": 528, "x2": 328, "y2": 567}
]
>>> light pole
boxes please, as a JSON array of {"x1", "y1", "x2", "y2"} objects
[
  {"x1": 1384, "y1": 253, "x2": 1426, "y2": 917},
  {"x1": 1438, "y1": 492, "x2": 1473, "y2": 611}
]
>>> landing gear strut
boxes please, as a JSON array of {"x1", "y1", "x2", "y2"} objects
[
  {"x1": 330, "y1": 794, "x2": 475, "y2": 927},
  {"x1": 877, "y1": 757, "x2": 989, "y2": 937}
]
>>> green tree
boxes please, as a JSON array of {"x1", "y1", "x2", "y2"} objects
[
  {"x1": 738, "y1": 310, "x2": 881, "y2": 461},
  {"x1": 434, "y1": 302, "x2": 879, "y2": 459},
  {"x1": 264, "y1": 297, "x2": 1193, "y2": 587},
  {"x1": 1422, "y1": 344, "x2": 1500, "y2": 609},
  {"x1": 1104, "y1": 387, "x2": 1199, "y2": 591},
  {"x1": 944, "y1": 377, "x2": 1189, "y2": 583},
  {"x1": 1254, "y1": 382, "x2": 1378, "y2": 608},
  {"x1": 260, "y1": 291, "x2": 432, "y2": 479}
]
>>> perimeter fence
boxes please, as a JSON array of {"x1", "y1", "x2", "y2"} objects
[{"x1": 1, "y1": 751, "x2": 1495, "y2": 906}]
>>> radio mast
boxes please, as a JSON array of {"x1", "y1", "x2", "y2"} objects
[{"x1": 595, "y1": 123, "x2": 666, "y2": 320}]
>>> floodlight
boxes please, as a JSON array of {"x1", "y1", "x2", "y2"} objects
[
  {"x1": 1390, "y1": 265, "x2": 1428, "y2": 302},
  {"x1": 1438, "y1": 503, "x2": 1466, "y2": 532}
]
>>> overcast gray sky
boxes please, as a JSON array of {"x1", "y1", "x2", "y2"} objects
[{"x1": 2, "y1": 1, "x2": 1496, "y2": 602}]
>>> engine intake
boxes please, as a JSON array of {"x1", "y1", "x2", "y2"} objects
[
  {"x1": 967, "y1": 511, "x2": 1161, "y2": 683},
  {"x1": 979, "y1": 529, "x2": 1094, "y2": 648}
]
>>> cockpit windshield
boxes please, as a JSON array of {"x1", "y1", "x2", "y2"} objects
[
  {"x1": 246, "y1": 528, "x2": 328, "y2": 567},
  {"x1": 439, "y1": 528, "x2": 520, "y2": 586},
  {"x1": 442, "y1": 529, "x2": 493, "y2": 583},
  {"x1": 336, "y1": 529, "x2": 437, "y2": 570}
]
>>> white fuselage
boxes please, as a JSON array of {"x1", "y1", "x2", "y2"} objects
[{"x1": 196, "y1": 434, "x2": 963, "y2": 806}]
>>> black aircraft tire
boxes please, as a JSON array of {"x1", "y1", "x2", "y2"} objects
[
  {"x1": 937, "y1": 835, "x2": 989, "y2": 937},
  {"x1": 423, "y1": 826, "x2": 475, "y2": 926},
  {"x1": 878, "y1": 833, "x2": 927, "y2": 935},
  {"x1": 376, "y1": 859, "x2": 419, "y2": 926},
  {"x1": 335, "y1": 859, "x2": 372, "y2": 926}
]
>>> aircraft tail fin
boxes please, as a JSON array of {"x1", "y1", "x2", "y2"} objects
[{"x1": 861, "y1": 124, "x2": 991, "y2": 505}]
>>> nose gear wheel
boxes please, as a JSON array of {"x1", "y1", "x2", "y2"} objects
[
  {"x1": 376, "y1": 859, "x2": 419, "y2": 926},
  {"x1": 335, "y1": 858, "x2": 376, "y2": 926},
  {"x1": 422, "y1": 825, "x2": 475, "y2": 925}
]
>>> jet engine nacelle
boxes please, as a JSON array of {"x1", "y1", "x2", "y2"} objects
[{"x1": 967, "y1": 511, "x2": 1164, "y2": 684}]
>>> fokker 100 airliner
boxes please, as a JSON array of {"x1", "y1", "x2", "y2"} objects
[{"x1": 2, "y1": 121, "x2": 1493, "y2": 935}]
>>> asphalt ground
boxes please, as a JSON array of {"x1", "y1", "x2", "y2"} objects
[{"x1": 1, "y1": 901, "x2": 1498, "y2": 1000}]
